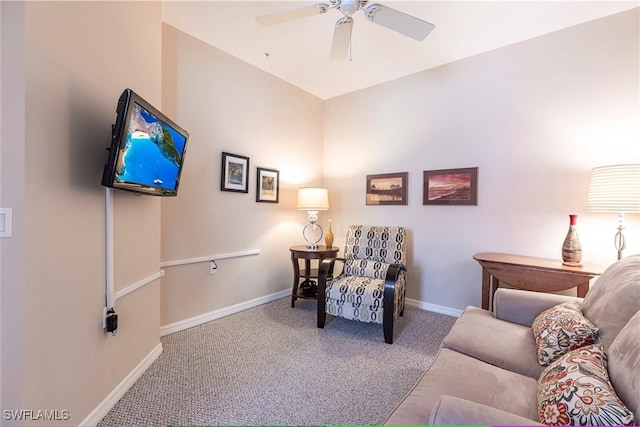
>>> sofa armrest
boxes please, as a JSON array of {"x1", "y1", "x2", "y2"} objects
[
  {"x1": 494, "y1": 288, "x2": 583, "y2": 327},
  {"x1": 428, "y1": 395, "x2": 543, "y2": 426}
]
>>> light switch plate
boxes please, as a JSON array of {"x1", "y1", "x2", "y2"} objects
[{"x1": 0, "y1": 208, "x2": 13, "y2": 238}]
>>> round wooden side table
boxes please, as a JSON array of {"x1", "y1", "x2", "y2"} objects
[{"x1": 289, "y1": 245, "x2": 339, "y2": 307}]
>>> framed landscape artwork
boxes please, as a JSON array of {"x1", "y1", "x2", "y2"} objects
[
  {"x1": 221, "y1": 152, "x2": 249, "y2": 193},
  {"x1": 366, "y1": 172, "x2": 408, "y2": 205},
  {"x1": 256, "y1": 167, "x2": 279, "y2": 203},
  {"x1": 423, "y1": 167, "x2": 478, "y2": 205}
]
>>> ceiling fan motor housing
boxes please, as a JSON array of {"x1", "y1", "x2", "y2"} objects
[{"x1": 337, "y1": 0, "x2": 360, "y2": 16}]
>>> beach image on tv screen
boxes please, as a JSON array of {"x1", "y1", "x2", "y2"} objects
[{"x1": 115, "y1": 103, "x2": 186, "y2": 190}]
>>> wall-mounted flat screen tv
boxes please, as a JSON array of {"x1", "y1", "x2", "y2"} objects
[{"x1": 101, "y1": 88, "x2": 189, "y2": 196}]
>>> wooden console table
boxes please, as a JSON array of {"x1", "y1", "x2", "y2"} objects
[{"x1": 473, "y1": 252, "x2": 605, "y2": 311}]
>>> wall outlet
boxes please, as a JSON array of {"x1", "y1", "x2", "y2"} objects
[{"x1": 209, "y1": 260, "x2": 217, "y2": 275}]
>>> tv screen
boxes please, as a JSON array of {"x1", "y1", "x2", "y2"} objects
[{"x1": 101, "y1": 89, "x2": 189, "y2": 196}]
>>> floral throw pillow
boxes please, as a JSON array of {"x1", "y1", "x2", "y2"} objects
[
  {"x1": 532, "y1": 301, "x2": 599, "y2": 365},
  {"x1": 538, "y1": 344, "x2": 634, "y2": 426}
]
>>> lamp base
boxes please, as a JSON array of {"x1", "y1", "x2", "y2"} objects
[
  {"x1": 615, "y1": 228, "x2": 626, "y2": 261},
  {"x1": 302, "y1": 222, "x2": 323, "y2": 250},
  {"x1": 615, "y1": 213, "x2": 626, "y2": 261}
]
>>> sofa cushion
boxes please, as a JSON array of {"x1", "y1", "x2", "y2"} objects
[
  {"x1": 494, "y1": 288, "x2": 582, "y2": 327},
  {"x1": 429, "y1": 396, "x2": 544, "y2": 426},
  {"x1": 442, "y1": 306, "x2": 544, "y2": 378},
  {"x1": 537, "y1": 344, "x2": 634, "y2": 426},
  {"x1": 581, "y1": 254, "x2": 640, "y2": 350},
  {"x1": 532, "y1": 301, "x2": 599, "y2": 365},
  {"x1": 384, "y1": 348, "x2": 539, "y2": 425},
  {"x1": 607, "y1": 311, "x2": 640, "y2": 416},
  {"x1": 326, "y1": 275, "x2": 385, "y2": 308}
]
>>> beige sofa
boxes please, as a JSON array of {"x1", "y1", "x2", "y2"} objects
[{"x1": 385, "y1": 254, "x2": 640, "y2": 425}]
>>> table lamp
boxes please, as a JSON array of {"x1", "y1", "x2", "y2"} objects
[
  {"x1": 587, "y1": 164, "x2": 640, "y2": 260},
  {"x1": 297, "y1": 187, "x2": 329, "y2": 250}
]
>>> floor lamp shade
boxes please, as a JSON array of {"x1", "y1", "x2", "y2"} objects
[{"x1": 587, "y1": 164, "x2": 640, "y2": 260}]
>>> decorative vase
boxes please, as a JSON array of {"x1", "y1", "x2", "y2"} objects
[
  {"x1": 562, "y1": 214, "x2": 582, "y2": 265},
  {"x1": 324, "y1": 220, "x2": 334, "y2": 249}
]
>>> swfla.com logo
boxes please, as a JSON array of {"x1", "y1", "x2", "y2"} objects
[{"x1": 4, "y1": 409, "x2": 70, "y2": 421}]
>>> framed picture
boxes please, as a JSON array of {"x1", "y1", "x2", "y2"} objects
[
  {"x1": 256, "y1": 167, "x2": 279, "y2": 203},
  {"x1": 221, "y1": 152, "x2": 249, "y2": 193},
  {"x1": 366, "y1": 172, "x2": 408, "y2": 205},
  {"x1": 423, "y1": 167, "x2": 478, "y2": 205}
]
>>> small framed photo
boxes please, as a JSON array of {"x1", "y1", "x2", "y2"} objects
[
  {"x1": 221, "y1": 152, "x2": 249, "y2": 193},
  {"x1": 256, "y1": 167, "x2": 279, "y2": 203},
  {"x1": 366, "y1": 172, "x2": 408, "y2": 205},
  {"x1": 423, "y1": 167, "x2": 478, "y2": 206}
]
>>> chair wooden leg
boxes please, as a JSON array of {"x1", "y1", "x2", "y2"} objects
[
  {"x1": 383, "y1": 319, "x2": 394, "y2": 344},
  {"x1": 383, "y1": 281, "x2": 396, "y2": 344},
  {"x1": 317, "y1": 295, "x2": 326, "y2": 328},
  {"x1": 317, "y1": 259, "x2": 335, "y2": 329},
  {"x1": 318, "y1": 310, "x2": 326, "y2": 328}
]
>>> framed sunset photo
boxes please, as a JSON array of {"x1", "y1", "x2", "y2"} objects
[
  {"x1": 423, "y1": 167, "x2": 478, "y2": 206},
  {"x1": 366, "y1": 172, "x2": 408, "y2": 205}
]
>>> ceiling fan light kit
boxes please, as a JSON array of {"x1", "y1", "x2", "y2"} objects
[{"x1": 256, "y1": 0, "x2": 435, "y2": 61}]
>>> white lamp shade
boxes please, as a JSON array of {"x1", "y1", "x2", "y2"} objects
[
  {"x1": 587, "y1": 164, "x2": 640, "y2": 212},
  {"x1": 297, "y1": 187, "x2": 329, "y2": 211}
]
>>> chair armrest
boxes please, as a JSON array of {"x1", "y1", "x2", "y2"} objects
[
  {"x1": 383, "y1": 263, "x2": 407, "y2": 344},
  {"x1": 383, "y1": 264, "x2": 406, "y2": 303},
  {"x1": 317, "y1": 257, "x2": 345, "y2": 297},
  {"x1": 384, "y1": 263, "x2": 406, "y2": 283},
  {"x1": 318, "y1": 257, "x2": 345, "y2": 281},
  {"x1": 494, "y1": 288, "x2": 583, "y2": 327},
  {"x1": 428, "y1": 395, "x2": 542, "y2": 426}
]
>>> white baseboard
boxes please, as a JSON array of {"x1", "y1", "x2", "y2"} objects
[
  {"x1": 160, "y1": 289, "x2": 291, "y2": 337},
  {"x1": 406, "y1": 298, "x2": 463, "y2": 318},
  {"x1": 80, "y1": 343, "x2": 163, "y2": 427}
]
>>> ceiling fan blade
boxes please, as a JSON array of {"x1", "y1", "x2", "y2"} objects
[
  {"x1": 256, "y1": 3, "x2": 330, "y2": 27},
  {"x1": 364, "y1": 3, "x2": 434, "y2": 41},
  {"x1": 330, "y1": 17, "x2": 353, "y2": 61}
]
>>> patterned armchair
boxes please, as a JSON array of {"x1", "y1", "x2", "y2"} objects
[{"x1": 317, "y1": 225, "x2": 407, "y2": 344}]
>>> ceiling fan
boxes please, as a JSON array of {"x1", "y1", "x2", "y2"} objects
[{"x1": 256, "y1": 0, "x2": 435, "y2": 61}]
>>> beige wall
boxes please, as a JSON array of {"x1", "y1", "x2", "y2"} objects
[
  {"x1": 160, "y1": 25, "x2": 324, "y2": 326},
  {"x1": 1, "y1": 0, "x2": 26, "y2": 416},
  {"x1": 2, "y1": 1, "x2": 164, "y2": 425},
  {"x1": 322, "y1": 8, "x2": 640, "y2": 311}
]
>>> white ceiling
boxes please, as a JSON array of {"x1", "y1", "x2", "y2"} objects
[{"x1": 162, "y1": 1, "x2": 638, "y2": 100}]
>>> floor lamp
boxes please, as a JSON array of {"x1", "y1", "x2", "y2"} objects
[{"x1": 587, "y1": 164, "x2": 640, "y2": 260}]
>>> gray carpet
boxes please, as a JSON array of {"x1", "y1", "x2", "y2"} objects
[{"x1": 97, "y1": 297, "x2": 456, "y2": 427}]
